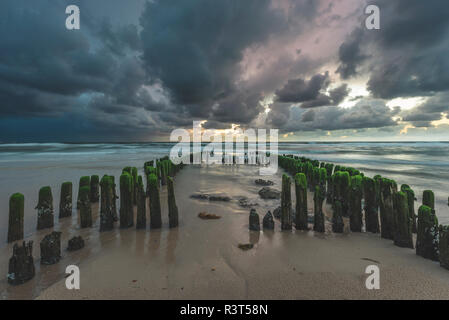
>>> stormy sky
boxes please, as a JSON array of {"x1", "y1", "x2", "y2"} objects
[{"x1": 0, "y1": 0, "x2": 448, "y2": 142}]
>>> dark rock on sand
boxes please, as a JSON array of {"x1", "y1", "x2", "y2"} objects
[
  {"x1": 8, "y1": 241, "x2": 35, "y2": 285},
  {"x1": 255, "y1": 179, "x2": 274, "y2": 186},
  {"x1": 190, "y1": 193, "x2": 231, "y2": 202},
  {"x1": 237, "y1": 197, "x2": 258, "y2": 208},
  {"x1": 67, "y1": 236, "x2": 85, "y2": 252},
  {"x1": 238, "y1": 243, "x2": 254, "y2": 251},
  {"x1": 263, "y1": 211, "x2": 275, "y2": 230},
  {"x1": 258, "y1": 187, "x2": 281, "y2": 200},
  {"x1": 40, "y1": 231, "x2": 62, "y2": 265},
  {"x1": 198, "y1": 212, "x2": 221, "y2": 220}
]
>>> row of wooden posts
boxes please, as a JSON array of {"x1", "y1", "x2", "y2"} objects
[
  {"x1": 249, "y1": 155, "x2": 448, "y2": 270},
  {"x1": 7, "y1": 157, "x2": 183, "y2": 285}
]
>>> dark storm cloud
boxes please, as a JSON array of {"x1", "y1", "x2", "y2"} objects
[
  {"x1": 274, "y1": 72, "x2": 350, "y2": 109},
  {"x1": 337, "y1": 0, "x2": 449, "y2": 99},
  {"x1": 401, "y1": 92, "x2": 449, "y2": 127},
  {"x1": 139, "y1": 0, "x2": 286, "y2": 108},
  {"x1": 283, "y1": 99, "x2": 399, "y2": 132}
]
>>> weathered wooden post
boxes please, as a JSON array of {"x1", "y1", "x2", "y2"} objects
[
  {"x1": 281, "y1": 174, "x2": 292, "y2": 230},
  {"x1": 401, "y1": 185, "x2": 417, "y2": 233},
  {"x1": 167, "y1": 176, "x2": 179, "y2": 228},
  {"x1": 325, "y1": 163, "x2": 334, "y2": 202},
  {"x1": 79, "y1": 186, "x2": 92, "y2": 228},
  {"x1": 336, "y1": 171, "x2": 351, "y2": 217},
  {"x1": 136, "y1": 175, "x2": 146, "y2": 229},
  {"x1": 416, "y1": 205, "x2": 439, "y2": 261},
  {"x1": 148, "y1": 173, "x2": 162, "y2": 229},
  {"x1": 8, "y1": 193, "x2": 24, "y2": 243},
  {"x1": 67, "y1": 236, "x2": 85, "y2": 251},
  {"x1": 393, "y1": 191, "x2": 413, "y2": 248},
  {"x1": 40, "y1": 231, "x2": 61, "y2": 265},
  {"x1": 294, "y1": 173, "x2": 308, "y2": 230},
  {"x1": 363, "y1": 177, "x2": 379, "y2": 233},
  {"x1": 313, "y1": 185, "x2": 325, "y2": 232},
  {"x1": 422, "y1": 190, "x2": 435, "y2": 211},
  {"x1": 379, "y1": 178, "x2": 395, "y2": 240},
  {"x1": 332, "y1": 200, "x2": 344, "y2": 233},
  {"x1": 59, "y1": 182, "x2": 72, "y2": 218},
  {"x1": 100, "y1": 175, "x2": 114, "y2": 231},
  {"x1": 7, "y1": 241, "x2": 35, "y2": 285},
  {"x1": 263, "y1": 211, "x2": 274, "y2": 230},
  {"x1": 111, "y1": 176, "x2": 118, "y2": 221},
  {"x1": 439, "y1": 225, "x2": 449, "y2": 270},
  {"x1": 249, "y1": 208, "x2": 260, "y2": 231},
  {"x1": 131, "y1": 167, "x2": 138, "y2": 205},
  {"x1": 77, "y1": 176, "x2": 90, "y2": 209},
  {"x1": 349, "y1": 175, "x2": 363, "y2": 232},
  {"x1": 90, "y1": 175, "x2": 100, "y2": 203},
  {"x1": 36, "y1": 186, "x2": 54, "y2": 230},
  {"x1": 120, "y1": 172, "x2": 134, "y2": 228}
]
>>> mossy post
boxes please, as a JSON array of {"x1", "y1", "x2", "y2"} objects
[
  {"x1": 422, "y1": 190, "x2": 435, "y2": 211},
  {"x1": 90, "y1": 175, "x2": 100, "y2": 203},
  {"x1": 111, "y1": 176, "x2": 118, "y2": 221},
  {"x1": 136, "y1": 175, "x2": 146, "y2": 229},
  {"x1": 363, "y1": 177, "x2": 380, "y2": 233},
  {"x1": 294, "y1": 173, "x2": 308, "y2": 230},
  {"x1": 416, "y1": 205, "x2": 439, "y2": 261},
  {"x1": 313, "y1": 185, "x2": 325, "y2": 233},
  {"x1": 281, "y1": 174, "x2": 292, "y2": 230},
  {"x1": 79, "y1": 186, "x2": 92, "y2": 228},
  {"x1": 59, "y1": 182, "x2": 72, "y2": 218},
  {"x1": 393, "y1": 191, "x2": 413, "y2": 248},
  {"x1": 131, "y1": 167, "x2": 138, "y2": 205},
  {"x1": 401, "y1": 185, "x2": 417, "y2": 233},
  {"x1": 336, "y1": 171, "x2": 350, "y2": 217},
  {"x1": 349, "y1": 175, "x2": 363, "y2": 232},
  {"x1": 36, "y1": 186, "x2": 54, "y2": 230},
  {"x1": 167, "y1": 176, "x2": 179, "y2": 228},
  {"x1": 332, "y1": 200, "x2": 344, "y2": 233},
  {"x1": 8, "y1": 193, "x2": 24, "y2": 243},
  {"x1": 379, "y1": 179, "x2": 395, "y2": 240},
  {"x1": 120, "y1": 172, "x2": 134, "y2": 228},
  {"x1": 148, "y1": 173, "x2": 162, "y2": 229},
  {"x1": 439, "y1": 225, "x2": 449, "y2": 270},
  {"x1": 77, "y1": 176, "x2": 90, "y2": 209},
  {"x1": 100, "y1": 175, "x2": 114, "y2": 232}
]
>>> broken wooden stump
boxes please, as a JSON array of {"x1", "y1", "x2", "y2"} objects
[
  {"x1": 67, "y1": 236, "x2": 85, "y2": 252},
  {"x1": 263, "y1": 211, "x2": 275, "y2": 230},
  {"x1": 7, "y1": 241, "x2": 35, "y2": 285},
  {"x1": 249, "y1": 208, "x2": 260, "y2": 231},
  {"x1": 40, "y1": 231, "x2": 61, "y2": 265}
]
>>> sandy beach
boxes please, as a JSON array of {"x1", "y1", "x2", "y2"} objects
[{"x1": 3, "y1": 164, "x2": 441, "y2": 300}]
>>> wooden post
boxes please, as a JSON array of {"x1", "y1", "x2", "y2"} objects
[
  {"x1": 120, "y1": 172, "x2": 134, "y2": 228},
  {"x1": 281, "y1": 174, "x2": 292, "y2": 230},
  {"x1": 167, "y1": 176, "x2": 179, "y2": 228},
  {"x1": 79, "y1": 185, "x2": 92, "y2": 228},
  {"x1": 294, "y1": 173, "x2": 308, "y2": 230},
  {"x1": 36, "y1": 186, "x2": 54, "y2": 230},
  {"x1": 8, "y1": 193, "x2": 24, "y2": 243},
  {"x1": 148, "y1": 173, "x2": 162, "y2": 229},
  {"x1": 59, "y1": 182, "x2": 72, "y2": 218}
]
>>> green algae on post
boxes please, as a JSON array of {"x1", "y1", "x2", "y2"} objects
[
  {"x1": 120, "y1": 172, "x2": 134, "y2": 229},
  {"x1": 59, "y1": 182, "x2": 72, "y2": 218},
  {"x1": 8, "y1": 193, "x2": 24, "y2": 243},
  {"x1": 281, "y1": 174, "x2": 292, "y2": 230},
  {"x1": 77, "y1": 176, "x2": 90, "y2": 209},
  {"x1": 131, "y1": 167, "x2": 138, "y2": 205},
  {"x1": 363, "y1": 177, "x2": 380, "y2": 233},
  {"x1": 79, "y1": 185, "x2": 92, "y2": 228},
  {"x1": 100, "y1": 175, "x2": 114, "y2": 231},
  {"x1": 36, "y1": 186, "x2": 54, "y2": 230},
  {"x1": 90, "y1": 175, "x2": 100, "y2": 203},
  {"x1": 7, "y1": 241, "x2": 35, "y2": 285},
  {"x1": 110, "y1": 175, "x2": 118, "y2": 221},
  {"x1": 416, "y1": 205, "x2": 439, "y2": 261},
  {"x1": 167, "y1": 176, "x2": 179, "y2": 228},
  {"x1": 136, "y1": 175, "x2": 146, "y2": 229},
  {"x1": 294, "y1": 173, "x2": 308, "y2": 230},
  {"x1": 393, "y1": 191, "x2": 414, "y2": 249},
  {"x1": 379, "y1": 178, "x2": 395, "y2": 240},
  {"x1": 401, "y1": 184, "x2": 417, "y2": 233},
  {"x1": 422, "y1": 190, "x2": 435, "y2": 210},
  {"x1": 249, "y1": 208, "x2": 260, "y2": 231},
  {"x1": 313, "y1": 185, "x2": 325, "y2": 233},
  {"x1": 148, "y1": 173, "x2": 162, "y2": 229},
  {"x1": 349, "y1": 175, "x2": 363, "y2": 232}
]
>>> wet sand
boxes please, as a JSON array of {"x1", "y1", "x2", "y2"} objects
[{"x1": 15, "y1": 164, "x2": 447, "y2": 300}]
